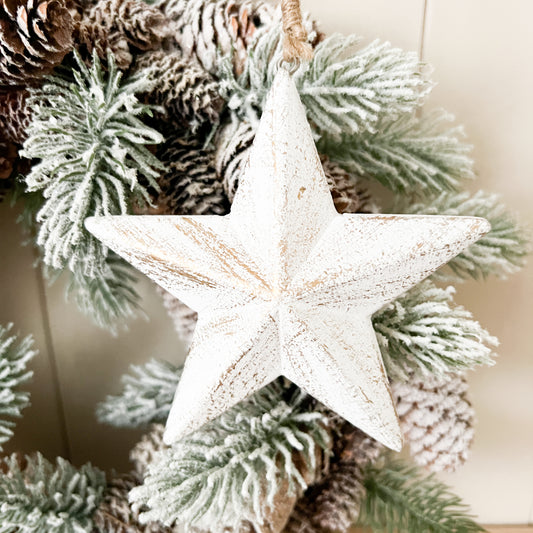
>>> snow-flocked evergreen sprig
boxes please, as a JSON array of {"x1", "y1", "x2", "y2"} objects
[
  {"x1": 65, "y1": 253, "x2": 141, "y2": 334},
  {"x1": 373, "y1": 280, "x2": 497, "y2": 380},
  {"x1": 20, "y1": 50, "x2": 165, "y2": 330},
  {"x1": 358, "y1": 459, "x2": 485, "y2": 532},
  {"x1": 317, "y1": 109, "x2": 474, "y2": 196},
  {"x1": 0, "y1": 453, "x2": 106, "y2": 533},
  {"x1": 129, "y1": 381, "x2": 331, "y2": 532},
  {"x1": 96, "y1": 358, "x2": 182, "y2": 428},
  {"x1": 221, "y1": 23, "x2": 430, "y2": 137},
  {"x1": 0, "y1": 324, "x2": 36, "y2": 451},
  {"x1": 402, "y1": 191, "x2": 529, "y2": 280},
  {"x1": 22, "y1": 50, "x2": 164, "y2": 273}
]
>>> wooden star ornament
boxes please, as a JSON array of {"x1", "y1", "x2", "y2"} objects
[{"x1": 86, "y1": 68, "x2": 489, "y2": 451}]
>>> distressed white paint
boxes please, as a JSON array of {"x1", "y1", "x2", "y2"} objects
[{"x1": 85, "y1": 68, "x2": 489, "y2": 451}]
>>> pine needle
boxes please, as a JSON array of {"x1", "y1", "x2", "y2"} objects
[
  {"x1": 373, "y1": 280, "x2": 497, "y2": 380},
  {"x1": 358, "y1": 459, "x2": 485, "y2": 532},
  {"x1": 130, "y1": 381, "x2": 331, "y2": 532},
  {"x1": 21, "y1": 50, "x2": 165, "y2": 331},
  {"x1": 0, "y1": 453, "x2": 106, "y2": 533},
  {"x1": 96, "y1": 358, "x2": 182, "y2": 427},
  {"x1": 221, "y1": 23, "x2": 430, "y2": 136},
  {"x1": 401, "y1": 191, "x2": 529, "y2": 280},
  {"x1": 0, "y1": 324, "x2": 36, "y2": 451},
  {"x1": 318, "y1": 110, "x2": 474, "y2": 196}
]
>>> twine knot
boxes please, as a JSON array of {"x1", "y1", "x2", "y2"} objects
[{"x1": 281, "y1": 0, "x2": 313, "y2": 63}]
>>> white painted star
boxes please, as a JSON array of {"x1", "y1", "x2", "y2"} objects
[{"x1": 86, "y1": 68, "x2": 489, "y2": 451}]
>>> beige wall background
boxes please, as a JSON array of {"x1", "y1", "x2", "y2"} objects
[{"x1": 0, "y1": 0, "x2": 532, "y2": 526}]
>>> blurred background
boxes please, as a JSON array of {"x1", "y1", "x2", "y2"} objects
[{"x1": 1, "y1": 0, "x2": 532, "y2": 526}]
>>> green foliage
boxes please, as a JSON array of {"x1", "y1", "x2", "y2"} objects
[
  {"x1": 0, "y1": 453, "x2": 106, "y2": 533},
  {"x1": 318, "y1": 110, "x2": 474, "y2": 196},
  {"x1": 221, "y1": 24, "x2": 430, "y2": 137},
  {"x1": 402, "y1": 191, "x2": 529, "y2": 280},
  {"x1": 359, "y1": 459, "x2": 485, "y2": 532},
  {"x1": 373, "y1": 280, "x2": 497, "y2": 380},
  {"x1": 97, "y1": 358, "x2": 182, "y2": 427},
  {"x1": 0, "y1": 324, "x2": 36, "y2": 451},
  {"x1": 66, "y1": 253, "x2": 141, "y2": 334},
  {"x1": 20, "y1": 50, "x2": 165, "y2": 330},
  {"x1": 130, "y1": 381, "x2": 331, "y2": 531}
]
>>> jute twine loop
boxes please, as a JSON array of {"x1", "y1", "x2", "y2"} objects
[{"x1": 281, "y1": 0, "x2": 313, "y2": 63}]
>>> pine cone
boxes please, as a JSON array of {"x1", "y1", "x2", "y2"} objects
[
  {"x1": 135, "y1": 50, "x2": 223, "y2": 132},
  {"x1": 392, "y1": 372, "x2": 475, "y2": 473},
  {"x1": 78, "y1": 0, "x2": 167, "y2": 69},
  {"x1": 154, "y1": 134, "x2": 229, "y2": 216},
  {"x1": 214, "y1": 120, "x2": 255, "y2": 202},
  {"x1": 93, "y1": 471, "x2": 173, "y2": 532},
  {"x1": 156, "y1": 286, "x2": 197, "y2": 347},
  {"x1": 0, "y1": 0, "x2": 74, "y2": 84},
  {"x1": 130, "y1": 424, "x2": 167, "y2": 476},
  {"x1": 286, "y1": 422, "x2": 382, "y2": 533},
  {"x1": 0, "y1": 89, "x2": 31, "y2": 144},
  {"x1": 165, "y1": 0, "x2": 274, "y2": 76}
]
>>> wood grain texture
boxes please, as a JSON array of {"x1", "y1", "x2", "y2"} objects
[{"x1": 86, "y1": 68, "x2": 489, "y2": 451}]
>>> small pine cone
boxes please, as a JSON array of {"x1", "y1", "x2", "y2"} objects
[
  {"x1": 130, "y1": 424, "x2": 167, "y2": 476},
  {"x1": 0, "y1": 138, "x2": 18, "y2": 179},
  {"x1": 0, "y1": 89, "x2": 31, "y2": 144},
  {"x1": 135, "y1": 50, "x2": 223, "y2": 131},
  {"x1": 156, "y1": 286, "x2": 197, "y2": 346},
  {"x1": 214, "y1": 120, "x2": 255, "y2": 202},
  {"x1": 320, "y1": 156, "x2": 373, "y2": 215},
  {"x1": 155, "y1": 134, "x2": 230, "y2": 216},
  {"x1": 93, "y1": 471, "x2": 173, "y2": 532},
  {"x1": 286, "y1": 422, "x2": 382, "y2": 533},
  {"x1": 0, "y1": 0, "x2": 74, "y2": 85},
  {"x1": 165, "y1": 0, "x2": 274, "y2": 75},
  {"x1": 392, "y1": 372, "x2": 475, "y2": 473},
  {"x1": 78, "y1": 0, "x2": 166, "y2": 69}
]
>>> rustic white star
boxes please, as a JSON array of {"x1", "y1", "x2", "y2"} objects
[{"x1": 86, "y1": 68, "x2": 489, "y2": 451}]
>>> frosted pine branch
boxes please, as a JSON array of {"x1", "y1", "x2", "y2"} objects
[
  {"x1": 358, "y1": 460, "x2": 484, "y2": 532},
  {"x1": 0, "y1": 453, "x2": 106, "y2": 533},
  {"x1": 221, "y1": 24, "x2": 430, "y2": 136},
  {"x1": 373, "y1": 280, "x2": 497, "y2": 380},
  {"x1": 402, "y1": 191, "x2": 529, "y2": 280},
  {"x1": 66, "y1": 254, "x2": 141, "y2": 334},
  {"x1": 97, "y1": 359, "x2": 182, "y2": 428},
  {"x1": 22, "y1": 50, "x2": 164, "y2": 275},
  {"x1": 21, "y1": 50, "x2": 165, "y2": 330},
  {"x1": 130, "y1": 381, "x2": 331, "y2": 532},
  {"x1": 0, "y1": 324, "x2": 36, "y2": 451},
  {"x1": 318, "y1": 110, "x2": 474, "y2": 196}
]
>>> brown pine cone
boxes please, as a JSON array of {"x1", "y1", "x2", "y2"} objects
[
  {"x1": 392, "y1": 372, "x2": 475, "y2": 473},
  {"x1": 285, "y1": 421, "x2": 382, "y2": 533},
  {"x1": 0, "y1": 89, "x2": 31, "y2": 144},
  {"x1": 135, "y1": 50, "x2": 223, "y2": 131},
  {"x1": 0, "y1": 0, "x2": 74, "y2": 85},
  {"x1": 130, "y1": 424, "x2": 167, "y2": 476},
  {"x1": 165, "y1": 0, "x2": 274, "y2": 76},
  {"x1": 93, "y1": 471, "x2": 173, "y2": 533},
  {"x1": 153, "y1": 134, "x2": 230, "y2": 216},
  {"x1": 78, "y1": 0, "x2": 167, "y2": 70},
  {"x1": 156, "y1": 286, "x2": 197, "y2": 347},
  {"x1": 214, "y1": 120, "x2": 255, "y2": 202}
]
